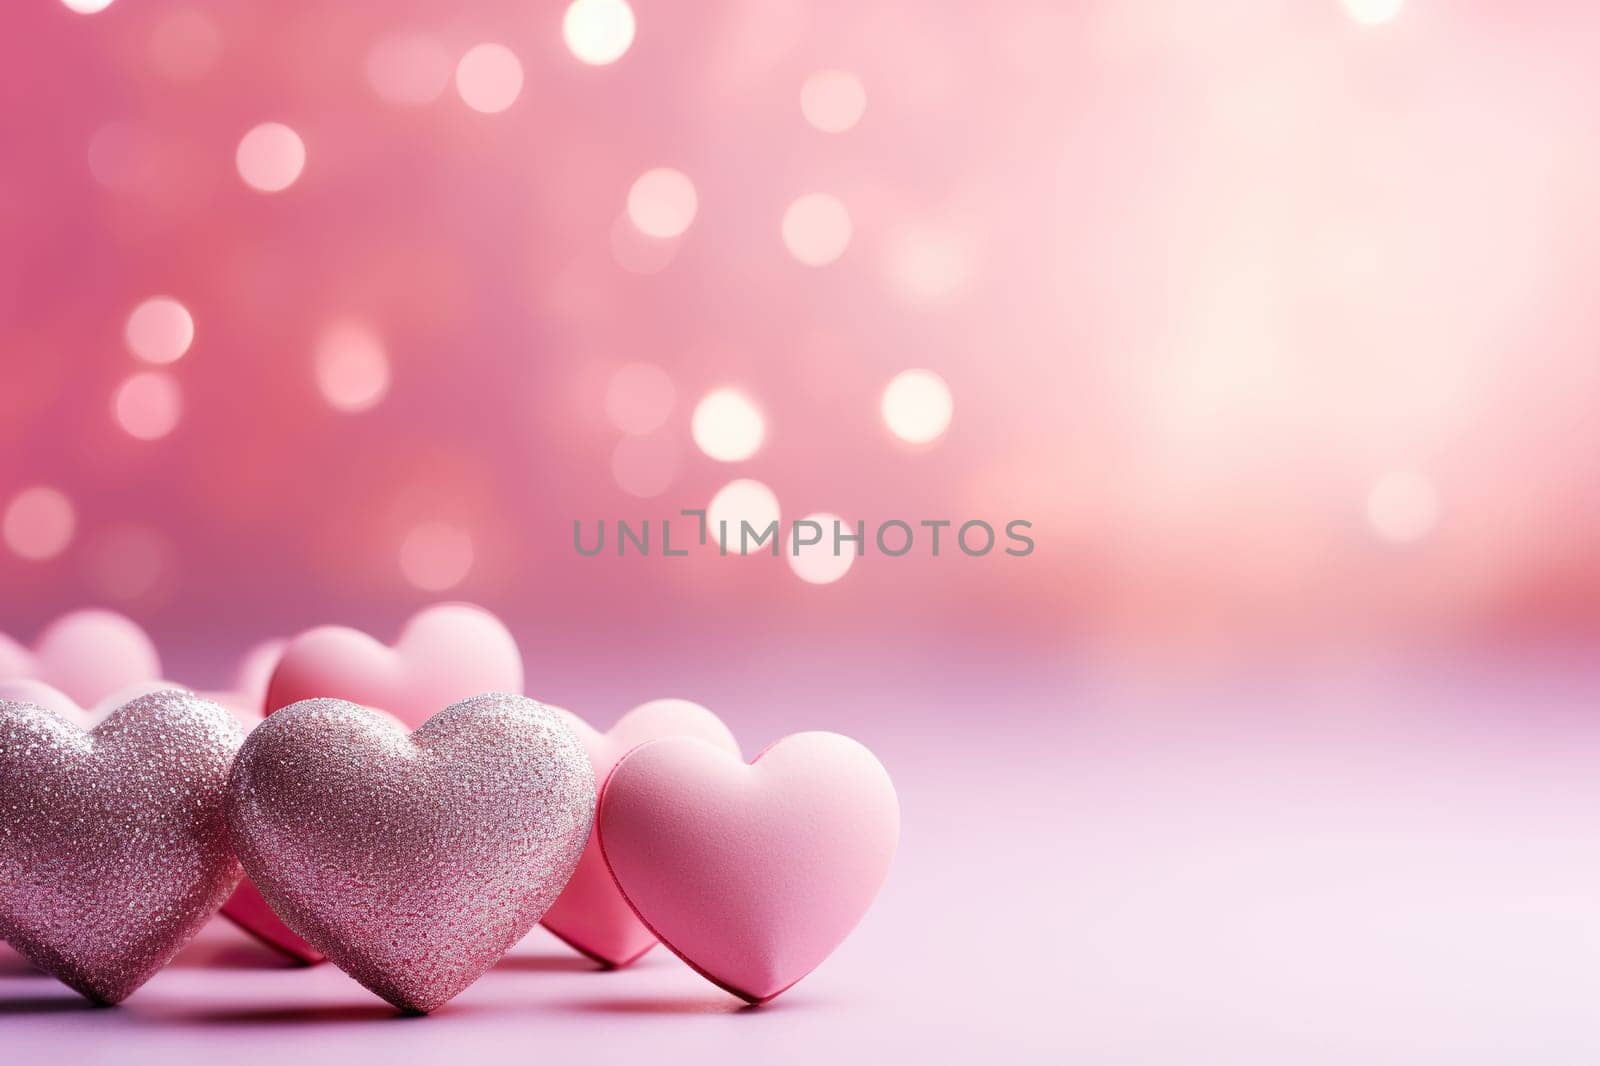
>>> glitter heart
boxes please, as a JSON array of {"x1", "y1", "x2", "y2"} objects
[
  {"x1": 598, "y1": 732, "x2": 899, "y2": 1004},
  {"x1": 0, "y1": 690, "x2": 245, "y2": 1004},
  {"x1": 226, "y1": 694, "x2": 594, "y2": 1013},
  {"x1": 0, "y1": 608, "x2": 162, "y2": 708},
  {"x1": 541, "y1": 700, "x2": 741, "y2": 967},
  {"x1": 223, "y1": 605, "x2": 520, "y2": 963}
]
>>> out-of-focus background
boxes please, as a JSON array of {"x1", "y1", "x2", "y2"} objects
[{"x1": 6, "y1": 1, "x2": 1600, "y2": 1062}]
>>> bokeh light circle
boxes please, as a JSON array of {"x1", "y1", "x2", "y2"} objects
[
  {"x1": 125, "y1": 296, "x2": 194, "y2": 364},
  {"x1": 563, "y1": 0, "x2": 636, "y2": 66},
  {"x1": 84, "y1": 523, "x2": 174, "y2": 602},
  {"x1": 611, "y1": 434, "x2": 680, "y2": 498},
  {"x1": 800, "y1": 70, "x2": 866, "y2": 133},
  {"x1": 605, "y1": 362, "x2": 676, "y2": 434},
  {"x1": 399, "y1": 522, "x2": 474, "y2": 590},
  {"x1": 367, "y1": 34, "x2": 453, "y2": 106},
  {"x1": 315, "y1": 321, "x2": 390, "y2": 413},
  {"x1": 113, "y1": 372, "x2": 183, "y2": 440},
  {"x1": 782, "y1": 193, "x2": 852, "y2": 266},
  {"x1": 1342, "y1": 0, "x2": 1403, "y2": 26},
  {"x1": 1366, "y1": 471, "x2": 1438, "y2": 544},
  {"x1": 708, "y1": 479, "x2": 780, "y2": 555},
  {"x1": 627, "y1": 168, "x2": 698, "y2": 239},
  {"x1": 61, "y1": 0, "x2": 114, "y2": 13},
  {"x1": 788, "y1": 512, "x2": 855, "y2": 584},
  {"x1": 881, "y1": 369, "x2": 954, "y2": 444},
  {"x1": 456, "y1": 44, "x2": 523, "y2": 113},
  {"x1": 3, "y1": 487, "x2": 76, "y2": 561},
  {"x1": 235, "y1": 122, "x2": 306, "y2": 193},
  {"x1": 149, "y1": 9, "x2": 222, "y2": 81},
  {"x1": 691, "y1": 388, "x2": 765, "y2": 462}
]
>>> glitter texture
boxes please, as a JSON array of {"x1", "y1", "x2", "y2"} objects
[
  {"x1": 0, "y1": 690, "x2": 246, "y2": 1004},
  {"x1": 225, "y1": 694, "x2": 595, "y2": 1013}
]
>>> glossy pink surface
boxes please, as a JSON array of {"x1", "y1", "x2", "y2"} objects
[
  {"x1": 542, "y1": 700, "x2": 741, "y2": 967},
  {"x1": 598, "y1": 732, "x2": 898, "y2": 1003}
]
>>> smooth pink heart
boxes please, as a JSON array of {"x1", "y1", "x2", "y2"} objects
[
  {"x1": 226, "y1": 695, "x2": 593, "y2": 1014},
  {"x1": 541, "y1": 700, "x2": 741, "y2": 967},
  {"x1": 264, "y1": 602, "x2": 523, "y2": 727},
  {"x1": 223, "y1": 606, "x2": 520, "y2": 962},
  {"x1": 200, "y1": 638, "x2": 287, "y2": 721},
  {"x1": 598, "y1": 731, "x2": 900, "y2": 1004},
  {"x1": 0, "y1": 608, "x2": 162, "y2": 708},
  {"x1": 0, "y1": 690, "x2": 245, "y2": 1003}
]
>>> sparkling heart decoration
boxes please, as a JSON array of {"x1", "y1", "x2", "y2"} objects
[
  {"x1": 226, "y1": 694, "x2": 594, "y2": 1014},
  {"x1": 598, "y1": 732, "x2": 900, "y2": 1004},
  {"x1": 541, "y1": 699, "x2": 741, "y2": 967},
  {"x1": 0, "y1": 690, "x2": 246, "y2": 1004},
  {"x1": 223, "y1": 605, "x2": 519, "y2": 963},
  {"x1": 0, "y1": 608, "x2": 162, "y2": 708}
]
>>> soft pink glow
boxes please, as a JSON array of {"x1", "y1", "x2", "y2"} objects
[
  {"x1": 800, "y1": 70, "x2": 866, "y2": 133},
  {"x1": 148, "y1": 8, "x2": 221, "y2": 82},
  {"x1": 235, "y1": 122, "x2": 305, "y2": 193},
  {"x1": 124, "y1": 297, "x2": 194, "y2": 365},
  {"x1": 112, "y1": 372, "x2": 182, "y2": 440},
  {"x1": 456, "y1": 44, "x2": 523, "y2": 114},
  {"x1": 314, "y1": 321, "x2": 390, "y2": 413},
  {"x1": 611, "y1": 434, "x2": 679, "y2": 498},
  {"x1": 627, "y1": 168, "x2": 698, "y2": 239},
  {"x1": 366, "y1": 34, "x2": 452, "y2": 106},
  {"x1": 604, "y1": 362, "x2": 676, "y2": 435},
  {"x1": 3, "y1": 488, "x2": 76, "y2": 561},
  {"x1": 398, "y1": 522, "x2": 474, "y2": 591},
  {"x1": 782, "y1": 193, "x2": 852, "y2": 266}
]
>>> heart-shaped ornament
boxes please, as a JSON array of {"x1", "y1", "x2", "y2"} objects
[
  {"x1": 598, "y1": 732, "x2": 899, "y2": 1004},
  {"x1": 263, "y1": 603, "x2": 523, "y2": 728},
  {"x1": 226, "y1": 694, "x2": 593, "y2": 1013},
  {"x1": 0, "y1": 690, "x2": 245, "y2": 1003},
  {"x1": 541, "y1": 700, "x2": 741, "y2": 967},
  {"x1": 222, "y1": 606, "x2": 520, "y2": 962},
  {"x1": 0, "y1": 608, "x2": 162, "y2": 708}
]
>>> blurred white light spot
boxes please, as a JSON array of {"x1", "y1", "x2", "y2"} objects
[
  {"x1": 800, "y1": 70, "x2": 866, "y2": 133},
  {"x1": 787, "y1": 512, "x2": 855, "y2": 584},
  {"x1": 609, "y1": 213, "x2": 679, "y2": 274},
  {"x1": 235, "y1": 122, "x2": 305, "y2": 193},
  {"x1": 61, "y1": 0, "x2": 114, "y2": 13},
  {"x1": 881, "y1": 369, "x2": 954, "y2": 444},
  {"x1": 456, "y1": 43, "x2": 523, "y2": 113},
  {"x1": 605, "y1": 362, "x2": 676, "y2": 434},
  {"x1": 113, "y1": 372, "x2": 183, "y2": 440},
  {"x1": 1342, "y1": 0, "x2": 1403, "y2": 25},
  {"x1": 125, "y1": 296, "x2": 194, "y2": 364},
  {"x1": 627, "y1": 168, "x2": 698, "y2": 239},
  {"x1": 399, "y1": 522, "x2": 474, "y2": 591},
  {"x1": 691, "y1": 388, "x2": 765, "y2": 462},
  {"x1": 3, "y1": 487, "x2": 75, "y2": 561},
  {"x1": 149, "y1": 9, "x2": 222, "y2": 81},
  {"x1": 611, "y1": 434, "x2": 680, "y2": 498},
  {"x1": 883, "y1": 227, "x2": 974, "y2": 304},
  {"x1": 564, "y1": 0, "x2": 636, "y2": 66},
  {"x1": 782, "y1": 193, "x2": 852, "y2": 266},
  {"x1": 315, "y1": 320, "x2": 390, "y2": 413},
  {"x1": 1366, "y1": 471, "x2": 1438, "y2": 544},
  {"x1": 708, "y1": 479, "x2": 780, "y2": 555},
  {"x1": 367, "y1": 34, "x2": 452, "y2": 106}
]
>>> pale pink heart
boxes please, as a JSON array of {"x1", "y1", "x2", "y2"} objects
[
  {"x1": 223, "y1": 606, "x2": 520, "y2": 962},
  {"x1": 598, "y1": 732, "x2": 900, "y2": 1004},
  {"x1": 0, "y1": 608, "x2": 162, "y2": 708},
  {"x1": 264, "y1": 603, "x2": 522, "y2": 726},
  {"x1": 226, "y1": 695, "x2": 593, "y2": 1014},
  {"x1": 0, "y1": 690, "x2": 245, "y2": 1003},
  {"x1": 0, "y1": 678, "x2": 192, "y2": 730},
  {"x1": 541, "y1": 700, "x2": 741, "y2": 967}
]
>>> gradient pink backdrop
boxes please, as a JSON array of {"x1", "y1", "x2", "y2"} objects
[{"x1": 4, "y1": 1, "x2": 1600, "y2": 1062}]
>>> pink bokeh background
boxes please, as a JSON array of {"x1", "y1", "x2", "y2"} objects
[{"x1": 5, "y1": 1, "x2": 1600, "y2": 1061}]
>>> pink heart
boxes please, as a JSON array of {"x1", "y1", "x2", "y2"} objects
[
  {"x1": 598, "y1": 732, "x2": 900, "y2": 1004},
  {"x1": 264, "y1": 603, "x2": 523, "y2": 728},
  {"x1": 541, "y1": 700, "x2": 741, "y2": 967},
  {"x1": 0, "y1": 678, "x2": 179, "y2": 730},
  {"x1": 222, "y1": 605, "x2": 521, "y2": 962},
  {"x1": 0, "y1": 690, "x2": 245, "y2": 1003},
  {"x1": 199, "y1": 638, "x2": 287, "y2": 721},
  {"x1": 0, "y1": 608, "x2": 162, "y2": 708},
  {"x1": 226, "y1": 695, "x2": 593, "y2": 1013}
]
